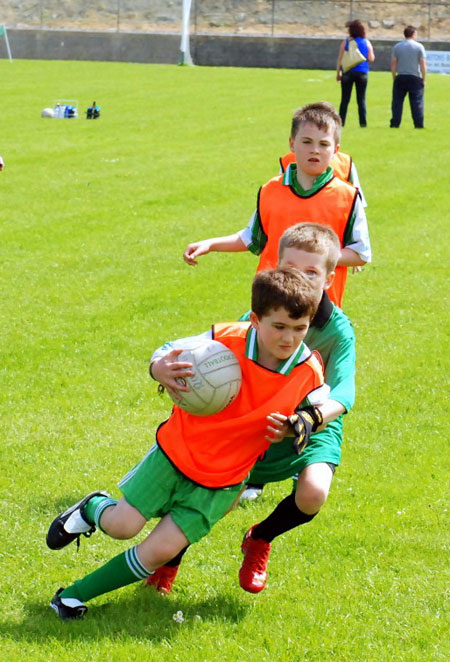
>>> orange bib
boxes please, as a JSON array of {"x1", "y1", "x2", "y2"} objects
[
  {"x1": 257, "y1": 175, "x2": 357, "y2": 307},
  {"x1": 157, "y1": 323, "x2": 325, "y2": 487}
]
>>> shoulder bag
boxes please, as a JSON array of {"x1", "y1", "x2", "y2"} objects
[{"x1": 341, "y1": 38, "x2": 366, "y2": 73}]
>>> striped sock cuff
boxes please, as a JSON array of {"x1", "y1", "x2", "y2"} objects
[
  {"x1": 94, "y1": 498, "x2": 118, "y2": 530},
  {"x1": 125, "y1": 546, "x2": 153, "y2": 580}
]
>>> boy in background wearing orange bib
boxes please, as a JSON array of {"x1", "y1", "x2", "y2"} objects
[
  {"x1": 46, "y1": 268, "x2": 328, "y2": 620},
  {"x1": 184, "y1": 102, "x2": 371, "y2": 309}
]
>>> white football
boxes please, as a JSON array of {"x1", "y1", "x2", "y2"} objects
[
  {"x1": 170, "y1": 340, "x2": 242, "y2": 416},
  {"x1": 41, "y1": 107, "x2": 55, "y2": 118}
]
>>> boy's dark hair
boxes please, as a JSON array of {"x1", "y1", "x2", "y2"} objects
[
  {"x1": 291, "y1": 102, "x2": 342, "y2": 145},
  {"x1": 404, "y1": 25, "x2": 416, "y2": 38},
  {"x1": 278, "y1": 223, "x2": 341, "y2": 275},
  {"x1": 347, "y1": 19, "x2": 366, "y2": 38},
  {"x1": 252, "y1": 267, "x2": 321, "y2": 321}
]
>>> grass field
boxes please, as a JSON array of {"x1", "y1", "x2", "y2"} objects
[{"x1": 1, "y1": 59, "x2": 449, "y2": 662}]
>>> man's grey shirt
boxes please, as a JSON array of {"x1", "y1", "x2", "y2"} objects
[{"x1": 392, "y1": 39, "x2": 426, "y2": 77}]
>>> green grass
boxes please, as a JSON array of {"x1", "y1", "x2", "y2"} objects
[{"x1": 1, "y1": 60, "x2": 449, "y2": 661}]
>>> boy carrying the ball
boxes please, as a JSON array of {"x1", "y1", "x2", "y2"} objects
[
  {"x1": 183, "y1": 101, "x2": 371, "y2": 308},
  {"x1": 46, "y1": 268, "x2": 329, "y2": 620},
  {"x1": 148, "y1": 223, "x2": 356, "y2": 595}
]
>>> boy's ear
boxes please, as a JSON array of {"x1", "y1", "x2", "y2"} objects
[
  {"x1": 249, "y1": 311, "x2": 260, "y2": 328},
  {"x1": 324, "y1": 271, "x2": 336, "y2": 290},
  {"x1": 334, "y1": 142, "x2": 340, "y2": 156},
  {"x1": 289, "y1": 136, "x2": 295, "y2": 152}
]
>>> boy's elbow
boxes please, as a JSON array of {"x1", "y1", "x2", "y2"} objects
[
  {"x1": 347, "y1": 253, "x2": 369, "y2": 268},
  {"x1": 354, "y1": 255, "x2": 370, "y2": 268},
  {"x1": 340, "y1": 247, "x2": 369, "y2": 267}
]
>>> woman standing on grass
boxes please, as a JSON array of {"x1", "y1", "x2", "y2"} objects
[{"x1": 336, "y1": 20, "x2": 375, "y2": 127}]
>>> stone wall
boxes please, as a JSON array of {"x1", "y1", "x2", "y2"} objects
[
  {"x1": 3, "y1": 28, "x2": 448, "y2": 70},
  {"x1": 2, "y1": 1, "x2": 449, "y2": 40},
  {"x1": 2, "y1": 29, "x2": 181, "y2": 64}
]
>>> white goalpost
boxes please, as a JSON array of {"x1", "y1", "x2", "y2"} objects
[
  {"x1": 0, "y1": 25, "x2": 13, "y2": 62},
  {"x1": 180, "y1": 0, "x2": 194, "y2": 65}
]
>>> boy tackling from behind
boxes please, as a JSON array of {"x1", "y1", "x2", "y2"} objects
[{"x1": 238, "y1": 223, "x2": 355, "y2": 592}]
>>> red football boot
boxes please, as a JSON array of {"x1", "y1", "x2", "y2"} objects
[
  {"x1": 239, "y1": 525, "x2": 271, "y2": 593},
  {"x1": 145, "y1": 565, "x2": 179, "y2": 595}
]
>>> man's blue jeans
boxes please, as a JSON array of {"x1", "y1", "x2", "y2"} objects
[{"x1": 390, "y1": 75, "x2": 425, "y2": 128}]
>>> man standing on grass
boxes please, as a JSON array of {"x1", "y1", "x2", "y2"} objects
[{"x1": 390, "y1": 26, "x2": 427, "y2": 129}]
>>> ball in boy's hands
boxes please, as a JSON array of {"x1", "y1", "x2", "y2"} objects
[{"x1": 169, "y1": 340, "x2": 242, "y2": 416}]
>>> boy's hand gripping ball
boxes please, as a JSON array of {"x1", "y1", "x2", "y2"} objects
[
  {"x1": 288, "y1": 406, "x2": 323, "y2": 454},
  {"x1": 169, "y1": 340, "x2": 242, "y2": 416}
]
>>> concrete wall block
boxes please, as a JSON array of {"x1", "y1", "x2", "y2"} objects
[{"x1": 5, "y1": 28, "x2": 448, "y2": 70}]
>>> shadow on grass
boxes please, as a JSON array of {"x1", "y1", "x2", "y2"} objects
[
  {"x1": 31, "y1": 493, "x2": 112, "y2": 524},
  {"x1": 48, "y1": 493, "x2": 113, "y2": 515},
  {"x1": 0, "y1": 584, "x2": 249, "y2": 644}
]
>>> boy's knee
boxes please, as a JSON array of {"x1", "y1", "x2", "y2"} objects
[
  {"x1": 139, "y1": 543, "x2": 180, "y2": 569},
  {"x1": 137, "y1": 536, "x2": 189, "y2": 570},
  {"x1": 295, "y1": 484, "x2": 328, "y2": 514},
  {"x1": 295, "y1": 463, "x2": 334, "y2": 513},
  {"x1": 104, "y1": 517, "x2": 142, "y2": 540},
  {"x1": 100, "y1": 500, "x2": 146, "y2": 539},
  {"x1": 295, "y1": 474, "x2": 330, "y2": 513},
  {"x1": 136, "y1": 514, "x2": 190, "y2": 570}
]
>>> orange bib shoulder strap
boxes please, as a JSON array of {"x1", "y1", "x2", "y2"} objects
[{"x1": 212, "y1": 322, "x2": 250, "y2": 340}]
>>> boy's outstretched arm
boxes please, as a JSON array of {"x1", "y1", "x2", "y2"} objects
[
  {"x1": 266, "y1": 379, "x2": 335, "y2": 446},
  {"x1": 183, "y1": 233, "x2": 247, "y2": 265},
  {"x1": 315, "y1": 399, "x2": 346, "y2": 429}
]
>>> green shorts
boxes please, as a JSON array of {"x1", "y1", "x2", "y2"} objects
[
  {"x1": 249, "y1": 417, "x2": 343, "y2": 484},
  {"x1": 118, "y1": 444, "x2": 243, "y2": 544}
]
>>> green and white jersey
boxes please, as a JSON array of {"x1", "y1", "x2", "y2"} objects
[
  {"x1": 247, "y1": 293, "x2": 355, "y2": 480},
  {"x1": 305, "y1": 294, "x2": 355, "y2": 412},
  {"x1": 349, "y1": 161, "x2": 367, "y2": 208}
]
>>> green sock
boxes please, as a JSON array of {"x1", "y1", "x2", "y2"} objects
[
  {"x1": 84, "y1": 495, "x2": 118, "y2": 530},
  {"x1": 60, "y1": 546, "x2": 152, "y2": 603}
]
